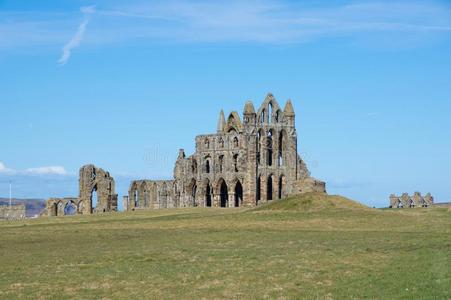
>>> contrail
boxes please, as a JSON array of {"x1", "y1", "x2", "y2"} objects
[{"x1": 58, "y1": 6, "x2": 95, "y2": 65}]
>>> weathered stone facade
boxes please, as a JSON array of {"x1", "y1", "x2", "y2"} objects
[
  {"x1": 79, "y1": 165, "x2": 118, "y2": 214},
  {"x1": 42, "y1": 164, "x2": 118, "y2": 216},
  {"x1": 0, "y1": 204, "x2": 26, "y2": 220},
  {"x1": 389, "y1": 192, "x2": 434, "y2": 208},
  {"x1": 126, "y1": 94, "x2": 325, "y2": 210}
]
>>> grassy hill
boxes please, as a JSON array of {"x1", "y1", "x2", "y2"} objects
[
  {"x1": 0, "y1": 196, "x2": 450, "y2": 299},
  {"x1": 253, "y1": 192, "x2": 371, "y2": 212}
]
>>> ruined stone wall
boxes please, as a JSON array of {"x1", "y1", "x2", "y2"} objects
[
  {"x1": 42, "y1": 165, "x2": 118, "y2": 217},
  {"x1": 79, "y1": 164, "x2": 118, "y2": 214},
  {"x1": 389, "y1": 192, "x2": 434, "y2": 208},
  {"x1": 41, "y1": 198, "x2": 81, "y2": 217},
  {"x1": 0, "y1": 204, "x2": 26, "y2": 220},
  {"x1": 127, "y1": 180, "x2": 176, "y2": 211},
  {"x1": 129, "y1": 94, "x2": 326, "y2": 210}
]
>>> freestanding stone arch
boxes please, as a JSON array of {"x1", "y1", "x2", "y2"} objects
[{"x1": 79, "y1": 165, "x2": 118, "y2": 215}]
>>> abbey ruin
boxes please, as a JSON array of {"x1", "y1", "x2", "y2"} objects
[
  {"x1": 124, "y1": 94, "x2": 326, "y2": 210},
  {"x1": 42, "y1": 94, "x2": 325, "y2": 216},
  {"x1": 42, "y1": 165, "x2": 118, "y2": 216},
  {"x1": 389, "y1": 192, "x2": 434, "y2": 208}
]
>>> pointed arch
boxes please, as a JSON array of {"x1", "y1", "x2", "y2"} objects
[
  {"x1": 64, "y1": 201, "x2": 77, "y2": 216},
  {"x1": 233, "y1": 136, "x2": 239, "y2": 148},
  {"x1": 204, "y1": 179, "x2": 212, "y2": 207},
  {"x1": 216, "y1": 178, "x2": 228, "y2": 208},
  {"x1": 204, "y1": 156, "x2": 211, "y2": 174},
  {"x1": 192, "y1": 159, "x2": 198, "y2": 174},
  {"x1": 224, "y1": 112, "x2": 243, "y2": 133},
  {"x1": 234, "y1": 180, "x2": 243, "y2": 207},
  {"x1": 140, "y1": 181, "x2": 148, "y2": 208},
  {"x1": 278, "y1": 129, "x2": 287, "y2": 166},
  {"x1": 233, "y1": 153, "x2": 239, "y2": 172},
  {"x1": 278, "y1": 175, "x2": 286, "y2": 199},
  {"x1": 267, "y1": 175, "x2": 274, "y2": 201},
  {"x1": 257, "y1": 94, "x2": 282, "y2": 123},
  {"x1": 275, "y1": 109, "x2": 282, "y2": 123},
  {"x1": 257, "y1": 129, "x2": 264, "y2": 165},
  {"x1": 267, "y1": 130, "x2": 274, "y2": 166},
  {"x1": 188, "y1": 178, "x2": 197, "y2": 207},
  {"x1": 268, "y1": 101, "x2": 273, "y2": 123},
  {"x1": 91, "y1": 185, "x2": 98, "y2": 213}
]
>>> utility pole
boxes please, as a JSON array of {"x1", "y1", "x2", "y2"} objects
[{"x1": 9, "y1": 180, "x2": 12, "y2": 207}]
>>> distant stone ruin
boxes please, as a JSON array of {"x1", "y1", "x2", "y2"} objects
[
  {"x1": 389, "y1": 192, "x2": 434, "y2": 208},
  {"x1": 0, "y1": 204, "x2": 26, "y2": 221},
  {"x1": 125, "y1": 94, "x2": 326, "y2": 210},
  {"x1": 42, "y1": 164, "x2": 118, "y2": 216}
]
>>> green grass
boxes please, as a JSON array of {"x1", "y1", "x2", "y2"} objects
[{"x1": 0, "y1": 193, "x2": 450, "y2": 299}]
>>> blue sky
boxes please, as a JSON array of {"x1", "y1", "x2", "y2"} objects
[{"x1": 1, "y1": 0, "x2": 451, "y2": 208}]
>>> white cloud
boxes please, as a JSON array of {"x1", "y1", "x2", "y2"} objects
[
  {"x1": 25, "y1": 166, "x2": 68, "y2": 175},
  {"x1": 0, "y1": 162, "x2": 68, "y2": 176},
  {"x1": 58, "y1": 6, "x2": 96, "y2": 65}
]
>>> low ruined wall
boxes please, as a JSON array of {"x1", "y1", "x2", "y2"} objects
[
  {"x1": 293, "y1": 177, "x2": 327, "y2": 195},
  {"x1": 0, "y1": 204, "x2": 26, "y2": 221}
]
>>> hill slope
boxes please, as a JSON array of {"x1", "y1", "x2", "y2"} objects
[{"x1": 254, "y1": 192, "x2": 370, "y2": 212}]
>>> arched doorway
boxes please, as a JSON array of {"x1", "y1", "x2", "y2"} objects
[
  {"x1": 133, "y1": 189, "x2": 139, "y2": 208},
  {"x1": 234, "y1": 181, "x2": 243, "y2": 207},
  {"x1": 188, "y1": 179, "x2": 197, "y2": 207},
  {"x1": 278, "y1": 175, "x2": 285, "y2": 199},
  {"x1": 219, "y1": 180, "x2": 228, "y2": 208},
  {"x1": 64, "y1": 202, "x2": 77, "y2": 216},
  {"x1": 53, "y1": 203, "x2": 58, "y2": 216},
  {"x1": 205, "y1": 181, "x2": 212, "y2": 207},
  {"x1": 267, "y1": 175, "x2": 273, "y2": 201},
  {"x1": 91, "y1": 187, "x2": 98, "y2": 214}
]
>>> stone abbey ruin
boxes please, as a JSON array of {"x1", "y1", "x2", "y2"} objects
[
  {"x1": 124, "y1": 94, "x2": 326, "y2": 210},
  {"x1": 40, "y1": 94, "x2": 325, "y2": 216},
  {"x1": 41, "y1": 165, "x2": 118, "y2": 216}
]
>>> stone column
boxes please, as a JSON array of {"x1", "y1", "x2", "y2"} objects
[
  {"x1": 213, "y1": 194, "x2": 220, "y2": 207},
  {"x1": 123, "y1": 196, "x2": 129, "y2": 211},
  {"x1": 229, "y1": 193, "x2": 235, "y2": 208}
]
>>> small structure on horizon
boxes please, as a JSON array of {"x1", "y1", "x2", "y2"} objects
[
  {"x1": 389, "y1": 192, "x2": 434, "y2": 208},
  {"x1": 0, "y1": 204, "x2": 26, "y2": 221}
]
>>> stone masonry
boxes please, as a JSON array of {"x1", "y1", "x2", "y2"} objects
[
  {"x1": 389, "y1": 192, "x2": 434, "y2": 208},
  {"x1": 126, "y1": 94, "x2": 326, "y2": 210},
  {"x1": 42, "y1": 164, "x2": 118, "y2": 216},
  {"x1": 0, "y1": 204, "x2": 26, "y2": 221}
]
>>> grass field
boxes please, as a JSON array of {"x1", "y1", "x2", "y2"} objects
[{"x1": 0, "y1": 193, "x2": 450, "y2": 299}]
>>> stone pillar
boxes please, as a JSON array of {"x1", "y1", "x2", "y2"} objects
[
  {"x1": 213, "y1": 194, "x2": 220, "y2": 207},
  {"x1": 123, "y1": 196, "x2": 129, "y2": 211},
  {"x1": 229, "y1": 193, "x2": 235, "y2": 208}
]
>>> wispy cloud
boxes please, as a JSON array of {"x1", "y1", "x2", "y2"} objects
[
  {"x1": 24, "y1": 166, "x2": 68, "y2": 175},
  {"x1": 0, "y1": 1, "x2": 450, "y2": 52},
  {"x1": 0, "y1": 162, "x2": 68, "y2": 176},
  {"x1": 58, "y1": 6, "x2": 95, "y2": 65}
]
